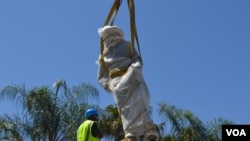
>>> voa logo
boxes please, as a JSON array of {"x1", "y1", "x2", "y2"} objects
[{"x1": 226, "y1": 129, "x2": 246, "y2": 136}]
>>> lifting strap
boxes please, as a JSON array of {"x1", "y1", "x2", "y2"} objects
[
  {"x1": 100, "y1": 0, "x2": 142, "y2": 73},
  {"x1": 127, "y1": 0, "x2": 142, "y2": 64}
]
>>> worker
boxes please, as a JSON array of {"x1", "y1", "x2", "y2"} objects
[
  {"x1": 97, "y1": 25, "x2": 159, "y2": 141},
  {"x1": 77, "y1": 108, "x2": 103, "y2": 141}
]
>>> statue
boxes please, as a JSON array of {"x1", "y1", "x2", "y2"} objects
[{"x1": 97, "y1": 25, "x2": 160, "y2": 141}]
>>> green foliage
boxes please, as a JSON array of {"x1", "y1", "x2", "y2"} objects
[
  {"x1": 159, "y1": 102, "x2": 234, "y2": 141},
  {"x1": 0, "y1": 80, "x2": 234, "y2": 141},
  {"x1": 99, "y1": 105, "x2": 124, "y2": 141},
  {"x1": 0, "y1": 79, "x2": 100, "y2": 141}
]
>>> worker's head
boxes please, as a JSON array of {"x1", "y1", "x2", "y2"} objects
[
  {"x1": 84, "y1": 108, "x2": 99, "y2": 121},
  {"x1": 98, "y1": 25, "x2": 124, "y2": 40}
]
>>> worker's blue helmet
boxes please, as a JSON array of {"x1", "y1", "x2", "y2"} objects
[{"x1": 84, "y1": 108, "x2": 98, "y2": 118}]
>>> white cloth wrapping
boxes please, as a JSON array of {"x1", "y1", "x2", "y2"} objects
[{"x1": 97, "y1": 26, "x2": 159, "y2": 139}]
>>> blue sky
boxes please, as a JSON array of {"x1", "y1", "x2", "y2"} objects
[{"x1": 0, "y1": 0, "x2": 249, "y2": 129}]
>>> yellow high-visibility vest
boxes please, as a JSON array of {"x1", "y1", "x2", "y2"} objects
[{"x1": 77, "y1": 120, "x2": 99, "y2": 141}]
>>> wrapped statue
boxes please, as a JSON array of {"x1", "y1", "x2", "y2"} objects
[{"x1": 97, "y1": 25, "x2": 160, "y2": 141}]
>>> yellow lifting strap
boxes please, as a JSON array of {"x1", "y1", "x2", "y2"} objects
[
  {"x1": 100, "y1": 0, "x2": 142, "y2": 73},
  {"x1": 127, "y1": 0, "x2": 142, "y2": 63}
]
